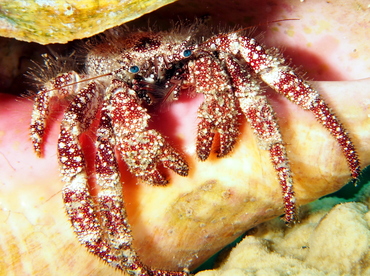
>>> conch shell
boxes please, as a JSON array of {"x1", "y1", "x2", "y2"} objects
[{"x1": 0, "y1": 77, "x2": 369, "y2": 274}]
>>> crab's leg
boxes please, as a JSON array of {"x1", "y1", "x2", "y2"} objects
[
  {"x1": 97, "y1": 122, "x2": 189, "y2": 276},
  {"x1": 57, "y1": 81, "x2": 123, "y2": 263},
  {"x1": 223, "y1": 54, "x2": 296, "y2": 222},
  {"x1": 209, "y1": 34, "x2": 360, "y2": 180},
  {"x1": 94, "y1": 104, "x2": 157, "y2": 275},
  {"x1": 187, "y1": 53, "x2": 241, "y2": 160},
  {"x1": 237, "y1": 36, "x2": 360, "y2": 179},
  {"x1": 30, "y1": 72, "x2": 147, "y2": 271},
  {"x1": 58, "y1": 80, "x2": 187, "y2": 275},
  {"x1": 108, "y1": 79, "x2": 189, "y2": 185},
  {"x1": 97, "y1": 131, "x2": 188, "y2": 275},
  {"x1": 95, "y1": 82, "x2": 189, "y2": 275},
  {"x1": 58, "y1": 81, "x2": 148, "y2": 274},
  {"x1": 30, "y1": 71, "x2": 82, "y2": 156},
  {"x1": 58, "y1": 81, "x2": 125, "y2": 264}
]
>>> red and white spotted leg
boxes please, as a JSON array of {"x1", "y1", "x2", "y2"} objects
[
  {"x1": 30, "y1": 71, "x2": 82, "y2": 156},
  {"x1": 97, "y1": 85, "x2": 189, "y2": 275},
  {"x1": 30, "y1": 74, "x2": 144, "y2": 271},
  {"x1": 236, "y1": 35, "x2": 361, "y2": 180},
  {"x1": 94, "y1": 105, "x2": 146, "y2": 274},
  {"x1": 57, "y1": 82, "x2": 121, "y2": 265},
  {"x1": 108, "y1": 79, "x2": 189, "y2": 185},
  {"x1": 188, "y1": 53, "x2": 241, "y2": 161},
  {"x1": 207, "y1": 33, "x2": 360, "y2": 180},
  {"x1": 60, "y1": 84, "x2": 188, "y2": 275},
  {"x1": 223, "y1": 54, "x2": 296, "y2": 223}
]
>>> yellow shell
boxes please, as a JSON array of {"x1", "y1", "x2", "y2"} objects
[{"x1": 0, "y1": 0, "x2": 177, "y2": 44}]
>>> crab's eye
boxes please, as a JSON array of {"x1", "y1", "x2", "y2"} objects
[
  {"x1": 182, "y1": 49, "x2": 192, "y2": 57},
  {"x1": 129, "y1": 66, "x2": 140, "y2": 73}
]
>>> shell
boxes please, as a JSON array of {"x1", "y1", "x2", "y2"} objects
[
  {"x1": 0, "y1": 0, "x2": 177, "y2": 44},
  {"x1": 0, "y1": 77, "x2": 369, "y2": 274}
]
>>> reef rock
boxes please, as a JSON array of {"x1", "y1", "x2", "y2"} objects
[{"x1": 196, "y1": 183, "x2": 370, "y2": 276}]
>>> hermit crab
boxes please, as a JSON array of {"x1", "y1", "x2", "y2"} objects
[{"x1": 30, "y1": 23, "x2": 360, "y2": 275}]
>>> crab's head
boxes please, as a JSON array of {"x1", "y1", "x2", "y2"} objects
[{"x1": 111, "y1": 31, "x2": 196, "y2": 105}]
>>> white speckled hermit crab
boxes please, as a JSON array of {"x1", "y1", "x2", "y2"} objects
[{"x1": 30, "y1": 23, "x2": 360, "y2": 275}]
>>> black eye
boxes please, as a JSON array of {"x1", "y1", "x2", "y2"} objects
[
  {"x1": 182, "y1": 49, "x2": 192, "y2": 57},
  {"x1": 129, "y1": 66, "x2": 140, "y2": 73}
]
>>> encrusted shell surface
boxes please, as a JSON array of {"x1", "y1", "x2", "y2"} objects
[{"x1": 0, "y1": 0, "x2": 177, "y2": 44}]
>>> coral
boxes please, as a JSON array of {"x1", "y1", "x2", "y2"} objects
[{"x1": 196, "y1": 183, "x2": 370, "y2": 276}]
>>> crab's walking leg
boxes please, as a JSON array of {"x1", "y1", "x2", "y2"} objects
[
  {"x1": 57, "y1": 81, "x2": 126, "y2": 265},
  {"x1": 108, "y1": 79, "x2": 189, "y2": 185},
  {"x1": 95, "y1": 85, "x2": 189, "y2": 275},
  {"x1": 188, "y1": 53, "x2": 241, "y2": 160},
  {"x1": 236, "y1": 36, "x2": 361, "y2": 179},
  {"x1": 210, "y1": 34, "x2": 360, "y2": 179},
  {"x1": 57, "y1": 81, "x2": 146, "y2": 275},
  {"x1": 30, "y1": 71, "x2": 82, "y2": 156},
  {"x1": 224, "y1": 54, "x2": 296, "y2": 222},
  {"x1": 58, "y1": 81, "x2": 187, "y2": 275},
  {"x1": 94, "y1": 105, "x2": 151, "y2": 274}
]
